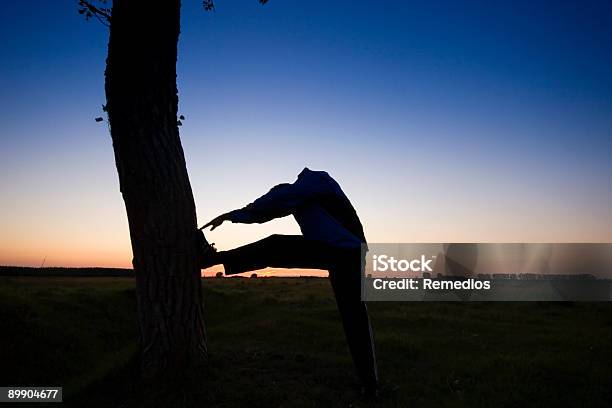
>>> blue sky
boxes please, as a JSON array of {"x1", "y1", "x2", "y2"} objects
[{"x1": 1, "y1": 0, "x2": 611, "y2": 269}]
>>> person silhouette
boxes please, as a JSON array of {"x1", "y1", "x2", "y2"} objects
[{"x1": 199, "y1": 167, "x2": 378, "y2": 395}]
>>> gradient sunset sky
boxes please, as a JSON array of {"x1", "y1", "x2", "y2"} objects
[{"x1": 1, "y1": 1, "x2": 611, "y2": 274}]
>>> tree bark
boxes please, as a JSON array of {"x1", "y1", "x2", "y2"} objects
[{"x1": 104, "y1": 0, "x2": 207, "y2": 380}]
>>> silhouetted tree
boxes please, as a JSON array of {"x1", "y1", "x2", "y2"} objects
[{"x1": 79, "y1": 0, "x2": 267, "y2": 382}]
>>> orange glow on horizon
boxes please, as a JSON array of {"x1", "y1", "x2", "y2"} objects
[
  {"x1": 0, "y1": 249, "x2": 328, "y2": 277},
  {"x1": 201, "y1": 266, "x2": 328, "y2": 278}
]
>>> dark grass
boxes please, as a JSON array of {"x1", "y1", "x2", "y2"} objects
[
  {"x1": 1, "y1": 275, "x2": 612, "y2": 407},
  {"x1": 0, "y1": 265, "x2": 134, "y2": 277}
]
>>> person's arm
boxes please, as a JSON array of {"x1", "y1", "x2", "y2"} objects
[
  {"x1": 202, "y1": 172, "x2": 332, "y2": 230},
  {"x1": 227, "y1": 177, "x2": 321, "y2": 224}
]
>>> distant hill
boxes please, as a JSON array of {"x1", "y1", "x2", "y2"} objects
[{"x1": 0, "y1": 265, "x2": 134, "y2": 277}]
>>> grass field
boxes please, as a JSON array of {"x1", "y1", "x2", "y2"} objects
[{"x1": 1, "y1": 275, "x2": 612, "y2": 407}]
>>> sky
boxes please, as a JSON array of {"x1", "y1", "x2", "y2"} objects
[{"x1": 1, "y1": 0, "x2": 611, "y2": 275}]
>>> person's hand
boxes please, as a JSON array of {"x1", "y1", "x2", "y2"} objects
[{"x1": 201, "y1": 213, "x2": 230, "y2": 231}]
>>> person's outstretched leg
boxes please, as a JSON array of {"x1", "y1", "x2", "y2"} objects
[
  {"x1": 329, "y1": 256, "x2": 378, "y2": 395},
  {"x1": 202, "y1": 234, "x2": 337, "y2": 275}
]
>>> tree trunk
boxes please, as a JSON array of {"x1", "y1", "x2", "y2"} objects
[{"x1": 104, "y1": 0, "x2": 207, "y2": 380}]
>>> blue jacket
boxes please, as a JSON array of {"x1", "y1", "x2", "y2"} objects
[{"x1": 227, "y1": 168, "x2": 366, "y2": 249}]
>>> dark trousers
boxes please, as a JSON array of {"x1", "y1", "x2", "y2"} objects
[{"x1": 216, "y1": 234, "x2": 378, "y2": 390}]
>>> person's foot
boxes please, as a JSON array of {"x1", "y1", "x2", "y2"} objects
[
  {"x1": 362, "y1": 385, "x2": 379, "y2": 400},
  {"x1": 361, "y1": 378, "x2": 383, "y2": 400},
  {"x1": 197, "y1": 229, "x2": 217, "y2": 268},
  {"x1": 363, "y1": 381, "x2": 399, "y2": 400}
]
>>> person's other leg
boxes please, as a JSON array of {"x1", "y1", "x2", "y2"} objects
[
  {"x1": 329, "y1": 254, "x2": 378, "y2": 394},
  {"x1": 213, "y1": 234, "x2": 337, "y2": 275}
]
